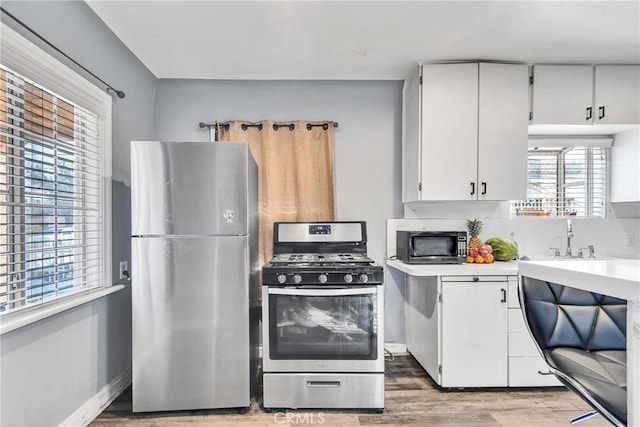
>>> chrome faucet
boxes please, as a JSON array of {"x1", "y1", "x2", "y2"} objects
[{"x1": 566, "y1": 220, "x2": 573, "y2": 257}]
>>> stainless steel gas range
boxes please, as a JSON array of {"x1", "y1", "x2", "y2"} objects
[{"x1": 261, "y1": 222, "x2": 384, "y2": 412}]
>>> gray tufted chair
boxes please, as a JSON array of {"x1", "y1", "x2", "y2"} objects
[{"x1": 519, "y1": 276, "x2": 627, "y2": 426}]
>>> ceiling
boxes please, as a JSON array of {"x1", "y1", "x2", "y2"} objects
[{"x1": 85, "y1": 1, "x2": 640, "y2": 80}]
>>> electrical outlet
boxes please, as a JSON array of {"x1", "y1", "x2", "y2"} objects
[{"x1": 119, "y1": 261, "x2": 128, "y2": 280}]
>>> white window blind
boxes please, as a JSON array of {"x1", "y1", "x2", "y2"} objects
[
  {"x1": 0, "y1": 66, "x2": 104, "y2": 313},
  {"x1": 511, "y1": 146, "x2": 607, "y2": 218}
]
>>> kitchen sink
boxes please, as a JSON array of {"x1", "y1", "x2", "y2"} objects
[{"x1": 519, "y1": 255, "x2": 613, "y2": 261}]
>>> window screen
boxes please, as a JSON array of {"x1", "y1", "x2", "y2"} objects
[
  {"x1": 511, "y1": 146, "x2": 607, "y2": 218},
  {"x1": 0, "y1": 66, "x2": 103, "y2": 313}
]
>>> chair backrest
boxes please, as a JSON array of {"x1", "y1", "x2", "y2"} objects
[{"x1": 519, "y1": 277, "x2": 626, "y2": 352}]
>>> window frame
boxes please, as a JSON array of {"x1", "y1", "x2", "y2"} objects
[
  {"x1": 511, "y1": 138, "x2": 611, "y2": 219},
  {"x1": 0, "y1": 23, "x2": 113, "y2": 328}
]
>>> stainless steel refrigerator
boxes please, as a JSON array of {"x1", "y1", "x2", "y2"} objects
[{"x1": 130, "y1": 141, "x2": 259, "y2": 413}]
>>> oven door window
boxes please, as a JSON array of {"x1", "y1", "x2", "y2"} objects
[{"x1": 268, "y1": 290, "x2": 378, "y2": 360}]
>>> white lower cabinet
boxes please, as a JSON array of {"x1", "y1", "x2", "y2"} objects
[
  {"x1": 507, "y1": 279, "x2": 561, "y2": 387},
  {"x1": 441, "y1": 276, "x2": 508, "y2": 387},
  {"x1": 509, "y1": 358, "x2": 558, "y2": 387},
  {"x1": 405, "y1": 274, "x2": 560, "y2": 388}
]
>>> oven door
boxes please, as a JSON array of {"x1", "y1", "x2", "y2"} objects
[{"x1": 262, "y1": 286, "x2": 384, "y2": 373}]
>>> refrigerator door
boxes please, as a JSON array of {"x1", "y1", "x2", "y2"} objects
[
  {"x1": 131, "y1": 141, "x2": 249, "y2": 236},
  {"x1": 132, "y1": 236, "x2": 250, "y2": 412}
]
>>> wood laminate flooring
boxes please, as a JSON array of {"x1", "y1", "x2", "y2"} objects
[{"x1": 91, "y1": 354, "x2": 610, "y2": 426}]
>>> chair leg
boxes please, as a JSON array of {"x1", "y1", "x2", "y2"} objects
[{"x1": 570, "y1": 410, "x2": 598, "y2": 424}]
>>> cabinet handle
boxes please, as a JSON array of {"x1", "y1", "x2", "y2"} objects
[
  {"x1": 598, "y1": 106, "x2": 605, "y2": 120},
  {"x1": 586, "y1": 106, "x2": 592, "y2": 121},
  {"x1": 481, "y1": 182, "x2": 487, "y2": 195},
  {"x1": 470, "y1": 182, "x2": 475, "y2": 196},
  {"x1": 500, "y1": 288, "x2": 507, "y2": 303},
  {"x1": 307, "y1": 381, "x2": 341, "y2": 388}
]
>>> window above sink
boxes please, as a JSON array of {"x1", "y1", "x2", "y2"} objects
[{"x1": 511, "y1": 138, "x2": 611, "y2": 219}]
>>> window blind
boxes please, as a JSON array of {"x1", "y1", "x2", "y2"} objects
[
  {"x1": 511, "y1": 146, "x2": 607, "y2": 218},
  {"x1": 0, "y1": 66, "x2": 103, "y2": 313}
]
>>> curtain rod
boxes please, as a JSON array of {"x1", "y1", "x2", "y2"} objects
[
  {"x1": 199, "y1": 121, "x2": 339, "y2": 131},
  {"x1": 0, "y1": 7, "x2": 126, "y2": 99}
]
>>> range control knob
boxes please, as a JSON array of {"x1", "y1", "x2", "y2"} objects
[
  {"x1": 293, "y1": 274, "x2": 302, "y2": 284},
  {"x1": 277, "y1": 274, "x2": 287, "y2": 284},
  {"x1": 359, "y1": 273, "x2": 369, "y2": 283},
  {"x1": 318, "y1": 273, "x2": 328, "y2": 284},
  {"x1": 344, "y1": 273, "x2": 353, "y2": 284}
]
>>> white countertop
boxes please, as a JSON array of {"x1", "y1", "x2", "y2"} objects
[
  {"x1": 386, "y1": 259, "x2": 519, "y2": 276},
  {"x1": 518, "y1": 258, "x2": 640, "y2": 302},
  {"x1": 387, "y1": 258, "x2": 640, "y2": 302}
]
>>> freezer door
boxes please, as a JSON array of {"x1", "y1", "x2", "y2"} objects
[
  {"x1": 132, "y1": 236, "x2": 250, "y2": 412},
  {"x1": 131, "y1": 141, "x2": 250, "y2": 236}
]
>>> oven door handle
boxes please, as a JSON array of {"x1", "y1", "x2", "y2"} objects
[
  {"x1": 268, "y1": 287, "x2": 378, "y2": 296},
  {"x1": 307, "y1": 381, "x2": 341, "y2": 388}
]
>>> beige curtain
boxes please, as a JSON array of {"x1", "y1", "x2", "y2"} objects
[{"x1": 218, "y1": 120, "x2": 335, "y2": 265}]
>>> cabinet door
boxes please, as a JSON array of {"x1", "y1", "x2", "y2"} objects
[
  {"x1": 441, "y1": 279, "x2": 508, "y2": 387},
  {"x1": 611, "y1": 127, "x2": 640, "y2": 202},
  {"x1": 477, "y1": 63, "x2": 529, "y2": 201},
  {"x1": 420, "y1": 63, "x2": 478, "y2": 200},
  {"x1": 405, "y1": 276, "x2": 441, "y2": 383},
  {"x1": 531, "y1": 65, "x2": 594, "y2": 125},
  {"x1": 595, "y1": 65, "x2": 640, "y2": 125}
]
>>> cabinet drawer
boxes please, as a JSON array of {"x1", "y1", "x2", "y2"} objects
[
  {"x1": 509, "y1": 332, "x2": 541, "y2": 357},
  {"x1": 508, "y1": 308, "x2": 527, "y2": 332},
  {"x1": 441, "y1": 275, "x2": 509, "y2": 282},
  {"x1": 509, "y1": 357, "x2": 561, "y2": 387},
  {"x1": 508, "y1": 309, "x2": 540, "y2": 357},
  {"x1": 263, "y1": 373, "x2": 385, "y2": 409},
  {"x1": 508, "y1": 279, "x2": 519, "y2": 308}
]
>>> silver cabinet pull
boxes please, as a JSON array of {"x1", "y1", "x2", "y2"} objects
[{"x1": 307, "y1": 381, "x2": 341, "y2": 388}]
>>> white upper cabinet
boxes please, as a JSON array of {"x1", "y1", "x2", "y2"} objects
[
  {"x1": 594, "y1": 65, "x2": 640, "y2": 124},
  {"x1": 477, "y1": 63, "x2": 529, "y2": 201},
  {"x1": 531, "y1": 64, "x2": 640, "y2": 126},
  {"x1": 402, "y1": 62, "x2": 528, "y2": 202},
  {"x1": 531, "y1": 65, "x2": 594, "y2": 125},
  {"x1": 420, "y1": 63, "x2": 478, "y2": 201},
  {"x1": 611, "y1": 127, "x2": 640, "y2": 202}
]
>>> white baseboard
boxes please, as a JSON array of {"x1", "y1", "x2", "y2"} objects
[
  {"x1": 384, "y1": 342, "x2": 407, "y2": 354},
  {"x1": 60, "y1": 368, "x2": 131, "y2": 427}
]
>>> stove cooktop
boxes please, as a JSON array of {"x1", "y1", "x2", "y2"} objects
[
  {"x1": 262, "y1": 252, "x2": 383, "y2": 286},
  {"x1": 263, "y1": 222, "x2": 383, "y2": 286},
  {"x1": 270, "y1": 252, "x2": 375, "y2": 265}
]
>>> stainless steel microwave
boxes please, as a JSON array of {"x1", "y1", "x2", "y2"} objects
[{"x1": 396, "y1": 231, "x2": 467, "y2": 264}]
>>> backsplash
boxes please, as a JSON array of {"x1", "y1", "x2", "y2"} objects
[{"x1": 387, "y1": 201, "x2": 640, "y2": 260}]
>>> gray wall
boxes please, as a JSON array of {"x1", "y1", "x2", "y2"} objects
[
  {"x1": 0, "y1": 2, "x2": 155, "y2": 425},
  {"x1": 1, "y1": 7, "x2": 406, "y2": 424},
  {"x1": 153, "y1": 79, "x2": 406, "y2": 341}
]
